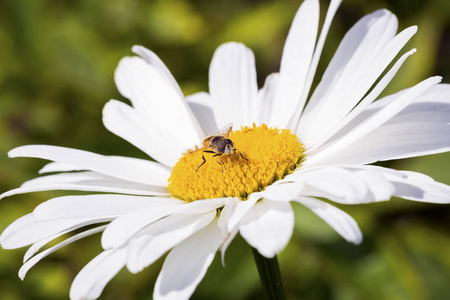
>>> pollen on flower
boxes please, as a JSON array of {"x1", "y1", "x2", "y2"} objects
[{"x1": 168, "y1": 124, "x2": 304, "y2": 202}]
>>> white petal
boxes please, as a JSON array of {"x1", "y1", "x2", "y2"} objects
[
  {"x1": 305, "y1": 48, "x2": 417, "y2": 152},
  {"x1": 414, "y1": 83, "x2": 450, "y2": 103},
  {"x1": 23, "y1": 171, "x2": 167, "y2": 193},
  {"x1": 300, "y1": 9, "x2": 399, "y2": 126},
  {"x1": 258, "y1": 73, "x2": 279, "y2": 124},
  {"x1": 132, "y1": 45, "x2": 205, "y2": 138},
  {"x1": 103, "y1": 100, "x2": 185, "y2": 167},
  {"x1": 217, "y1": 198, "x2": 239, "y2": 233},
  {"x1": 268, "y1": 0, "x2": 319, "y2": 128},
  {"x1": 370, "y1": 87, "x2": 450, "y2": 124},
  {"x1": 70, "y1": 248, "x2": 127, "y2": 300},
  {"x1": 387, "y1": 104, "x2": 450, "y2": 124},
  {"x1": 289, "y1": 166, "x2": 396, "y2": 203},
  {"x1": 127, "y1": 211, "x2": 216, "y2": 273},
  {"x1": 333, "y1": 83, "x2": 450, "y2": 132},
  {"x1": 169, "y1": 198, "x2": 227, "y2": 214},
  {"x1": 0, "y1": 171, "x2": 169, "y2": 200},
  {"x1": 209, "y1": 42, "x2": 258, "y2": 128},
  {"x1": 0, "y1": 214, "x2": 105, "y2": 249},
  {"x1": 8, "y1": 145, "x2": 168, "y2": 185},
  {"x1": 289, "y1": 0, "x2": 342, "y2": 130},
  {"x1": 239, "y1": 200, "x2": 294, "y2": 258},
  {"x1": 24, "y1": 237, "x2": 56, "y2": 263},
  {"x1": 186, "y1": 92, "x2": 217, "y2": 136},
  {"x1": 101, "y1": 204, "x2": 184, "y2": 250},
  {"x1": 19, "y1": 225, "x2": 106, "y2": 280},
  {"x1": 132, "y1": 45, "x2": 184, "y2": 99},
  {"x1": 288, "y1": 167, "x2": 368, "y2": 204},
  {"x1": 294, "y1": 196, "x2": 362, "y2": 244},
  {"x1": 33, "y1": 195, "x2": 181, "y2": 221},
  {"x1": 102, "y1": 198, "x2": 225, "y2": 249},
  {"x1": 226, "y1": 194, "x2": 259, "y2": 232},
  {"x1": 39, "y1": 162, "x2": 84, "y2": 173},
  {"x1": 298, "y1": 165, "x2": 396, "y2": 203},
  {"x1": 351, "y1": 169, "x2": 395, "y2": 202},
  {"x1": 114, "y1": 55, "x2": 202, "y2": 147},
  {"x1": 257, "y1": 181, "x2": 304, "y2": 202},
  {"x1": 39, "y1": 156, "x2": 171, "y2": 175},
  {"x1": 16, "y1": 172, "x2": 134, "y2": 188},
  {"x1": 154, "y1": 219, "x2": 222, "y2": 300},
  {"x1": 377, "y1": 168, "x2": 450, "y2": 204},
  {"x1": 316, "y1": 122, "x2": 450, "y2": 165},
  {"x1": 362, "y1": 87, "x2": 450, "y2": 126},
  {"x1": 219, "y1": 228, "x2": 238, "y2": 267},
  {"x1": 111, "y1": 156, "x2": 172, "y2": 176},
  {"x1": 299, "y1": 10, "x2": 417, "y2": 146},
  {"x1": 24, "y1": 226, "x2": 78, "y2": 263},
  {"x1": 217, "y1": 198, "x2": 240, "y2": 265},
  {"x1": 304, "y1": 76, "x2": 442, "y2": 166}
]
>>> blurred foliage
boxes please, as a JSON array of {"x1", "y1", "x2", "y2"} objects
[{"x1": 0, "y1": 0, "x2": 449, "y2": 299}]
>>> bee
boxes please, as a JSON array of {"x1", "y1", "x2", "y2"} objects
[{"x1": 193, "y1": 123, "x2": 247, "y2": 172}]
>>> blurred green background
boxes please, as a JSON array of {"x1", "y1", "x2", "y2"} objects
[{"x1": 0, "y1": 0, "x2": 449, "y2": 299}]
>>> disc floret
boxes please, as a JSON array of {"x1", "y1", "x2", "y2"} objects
[{"x1": 168, "y1": 124, "x2": 304, "y2": 202}]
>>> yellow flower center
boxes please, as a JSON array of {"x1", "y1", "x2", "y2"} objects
[{"x1": 168, "y1": 124, "x2": 304, "y2": 202}]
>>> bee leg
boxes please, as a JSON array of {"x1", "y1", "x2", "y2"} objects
[
  {"x1": 213, "y1": 153, "x2": 226, "y2": 172},
  {"x1": 196, "y1": 153, "x2": 207, "y2": 172},
  {"x1": 233, "y1": 149, "x2": 248, "y2": 161},
  {"x1": 216, "y1": 159, "x2": 226, "y2": 172}
]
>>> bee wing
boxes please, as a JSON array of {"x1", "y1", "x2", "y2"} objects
[{"x1": 218, "y1": 122, "x2": 233, "y2": 137}]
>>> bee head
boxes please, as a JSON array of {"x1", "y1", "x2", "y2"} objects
[{"x1": 220, "y1": 139, "x2": 234, "y2": 155}]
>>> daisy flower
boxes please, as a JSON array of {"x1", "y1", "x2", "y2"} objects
[{"x1": 2, "y1": 0, "x2": 450, "y2": 299}]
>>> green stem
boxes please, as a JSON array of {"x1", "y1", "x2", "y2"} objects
[{"x1": 251, "y1": 247, "x2": 286, "y2": 300}]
